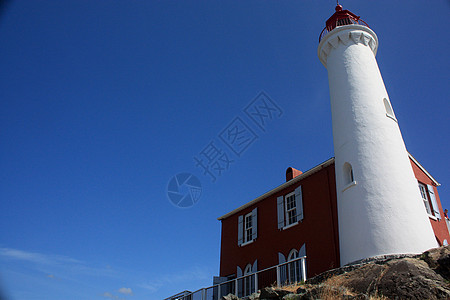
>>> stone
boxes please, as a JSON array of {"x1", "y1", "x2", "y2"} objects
[
  {"x1": 422, "y1": 245, "x2": 450, "y2": 280},
  {"x1": 248, "y1": 291, "x2": 261, "y2": 300},
  {"x1": 259, "y1": 287, "x2": 290, "y2": 299},
  {"x1": 222, "y1": 293, "x2": 239, "y2": 300},
  {"x1": 295, "y1": 287, "x2": 307, "y2": 294},
  {"x1": 282, "y1": 294, "x2": 301, "y2": 300},
  {"x1": 377, "y1": 258, "x2": 450, "y2": 299},
  {"x1": 336, "y1": 257, "x2": 450, "y2": 299},
  {"x1": 337, "y1": 262, "x2": 386, "y2": 293}
]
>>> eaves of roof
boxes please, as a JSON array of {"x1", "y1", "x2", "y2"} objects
[
  {"x1": 408, "y1": 152, "x2": 440, "y2": 186},
  {"x1": 217, "y1": 157, "x2": 335, "y2": 221}
]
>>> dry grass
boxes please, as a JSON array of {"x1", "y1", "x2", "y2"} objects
[
  {"x1": 275, "y1": 274, "x2": 390, "y2": 300},
  {"x1": 319, "y1": 275, "x2": 356, "y2": 299},
  {"x1": 318, "y1": 274, "x2": 389, "y2": 300},
  {"x1": 275, "y1": 282, "x2": 304, "y2": 293}
]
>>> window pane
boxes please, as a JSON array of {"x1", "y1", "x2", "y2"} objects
[
  {"x1": 285, "y1": 193, "x2": 297, "y2": 225},
  {"x1": 419, "y1": 184, "x2": 432, "y2": 215}
]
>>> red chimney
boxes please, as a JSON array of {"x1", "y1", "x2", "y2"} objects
[{"x1": 286, "y1": 167, "x2": 303, "y2": 182}]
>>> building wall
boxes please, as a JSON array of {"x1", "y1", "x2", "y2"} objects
[
  {"x1": 219, "y1": 163, "x2": 339, "y2": 279},
  {"x1": 219, "y1": 158, "x2": 447, "y2": 281},
  {"x1": 410, "y1": 159, "x2": 450, "y2": 245}
]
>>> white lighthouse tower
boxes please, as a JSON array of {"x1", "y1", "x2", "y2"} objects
[{"x1": 318, "y1": 5, "x2": 438, "y2": 265}]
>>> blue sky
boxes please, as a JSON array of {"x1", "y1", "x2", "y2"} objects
[{"x1": 0, "y1": 1, "x2": 449, "y2": 299}]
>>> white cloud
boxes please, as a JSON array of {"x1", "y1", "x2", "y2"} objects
[
  {"x1": 47, "y1": 274, "x2": 56, "y2": 279},
  {"x1": 0, "y1": 247, "x2": 119, "y2": 281},
  {"x1": 0, "y1": 247, "x2": 83, "y2": 265},
  {"x1": 102, "y1": 291, "x2": 126, "y2": 300},
  {"x1": 138, "y1": 282, "x2": 162, "y2": 293},
  {"x1": 138, "y1": 266, "x2": 210, "y2": 294},
  {"x1": 103, "y1": 292, "x2": 114, "y2": 298},
  {"x1": 118, "y1": 287, "x2": 133, "y2": 295}
]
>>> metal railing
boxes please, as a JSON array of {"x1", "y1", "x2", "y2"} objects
[
  {"x1": 319, "y1": 18, "x2": 369, "y2": 42},
  {"x1": 164, "y1": 256, "x2": 306, "y2": 300}
]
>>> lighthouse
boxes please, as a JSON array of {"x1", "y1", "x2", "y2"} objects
[{"x1": 318, "y1": 5, "x2": 438, "y2": 265}]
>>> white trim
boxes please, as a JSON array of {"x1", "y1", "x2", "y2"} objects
[
  {"x1": 288, "y1": 249, "x2": 299, "y2": 261},
  {"x1": 243, "y1": 212, "x2": 253, "y2": 244},
  {"x1": 419, "y1": 182, "x2": 432, "y2": 216},
  {"x1": 408, "y1": 153, "x2": 440, "y2": 186},
  {"x1": 282, "y1": 221, "x2": 299, "y2": 230},
  {"x1": 429, "y1": 215, "x2": 438, "y2": 221},
  {"x1": 244, "y1": 264, "x2": 252, "y2": 275},
  {"x1": 318, "y1": 25, "x2": 379, "y2": 67},
  {"x1": 386, "y1": 113, "x2": 397, "y2": 122},
  {"x1": 284, "y1": 192, "x2": 297, "y2": 226},
  {"x1": 342, "y1": 181, "x2": 357, "y2": 192},
  {"x1": 240, "y1": 240, "x2": 254, "y2": 247},
  {"x1": 218, "y1": 158, "x2": 334, "y2": 220}
]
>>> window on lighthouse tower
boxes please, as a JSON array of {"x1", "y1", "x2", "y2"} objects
[
  {"x1": 343, "y1": 163, "x2": 354, "y2": 185},
  {"x1": 383, "y1": 98, "x2": 396, "y2": 121},
  {"x1": 342, "y1": 163, "x2": 357, "y2": 192}
]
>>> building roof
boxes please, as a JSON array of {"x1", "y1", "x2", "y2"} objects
[
  {"x1": 408, "y1": 152, "x2": 440, "y2": 186},
  {"x1": 217, "y1": 157, "x2": 335, "y2": 220},
  {"x1": 217, "y1": 153, "x2": 439, "y2": 221}
]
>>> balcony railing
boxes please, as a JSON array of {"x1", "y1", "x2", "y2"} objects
[
  {"x1": 163, "y1": 256, "x2": 306, "y2": 300},
  {"x1": 319, "y1": 18, "x2": 369, "y2": 42}
]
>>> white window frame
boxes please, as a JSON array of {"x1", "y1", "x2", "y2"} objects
[
  {"x1": 427, "y1": 184, "x2": 441, "y2": 220},
  {"x1": 419, "y1": 183, "x2": 432, "y2": 216},
  {"x1": 383, "y1": 98, "x2": 397, "y2": 121},
  {"x1": 342, "y1": 163, "x2": 357, "y2": 192},
  {"x1": 243, "y1": 264, "x2": 254, "y2": 297},
  {"x1": 244, "y1": 212, "x2": 253, "y2": 244},
  {"x1": 284, "y1": 192, "x2": 298, "y2": 227},
  {"x1": 277, "y1": 187, "x2": 303, "y2": 230},
  {"x1": 287, "y1": 249, "x2": 300, "y2": 284},
  {"x1": 239, "y1": 208, "x2": 257, "y2": 246}
]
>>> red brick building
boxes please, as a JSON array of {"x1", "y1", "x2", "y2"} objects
[{"x1": 217, "y1": 155, "x2": 448, "y2": 280}]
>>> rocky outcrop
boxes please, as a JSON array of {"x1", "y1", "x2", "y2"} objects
[
  {"x1": 335, "y1": 257, "x2": 450, "y2": 299},
  {"x1": 222, "y1": 246, "x2": 450, "y2": 300}
]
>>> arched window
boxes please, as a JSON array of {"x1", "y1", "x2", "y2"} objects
[
  {"x1": 243, "y1": 264, "x2": 253, "y2": 296},
  {"x1": 383, "y1": 98, "x2": 396, "y2": 120},
  {"x1": 343, "y1": 163, "x2": 354, "y2": 185},
  {"x1": 244, "y1": 264, "x2": 252, "y2": 274},
  {"x1": 287, "y1": 249, "x2": 300, "y2": 284},
  {"x1": 288, "y1": 249, "x2": 299, "y2": 261}
]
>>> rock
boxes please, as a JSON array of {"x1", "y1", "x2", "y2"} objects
[
  {"x1": 282, "y1": 294, "x2": 301, "y2": 300},
  {"x1": 222, "y1": 293, "x2": 239, "y2": 300},
  {"x1": 259, "y1": 287, "x2": 290, "y2": 299},
  {"x1": 378, "y1": 258, "x2": 450, "y2": 299},
  {"x1": 337, "y1": 262, "x2": 386, "y2": 293},
  {"x1": 422, "y1": 245, "x2": 450, "y2": 280},
  {"x1": 336, "y1": 257, "x2": 450, "y2": 299},
  {"x1": 248, "y1": 291, "x2": 260, "y2": 300},
  {"x1": 297, "y1": 286, "x2": 321, "y2": 300},
  {"x1": 295, "y1": 287, "x2": 307, "y2": 294}
]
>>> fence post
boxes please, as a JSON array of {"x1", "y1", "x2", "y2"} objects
[
  {"x1": 202, "y1": 288, "x2": 206, "y2": 300},
  {"x1": 301, "y1": 257, "x2": 307, "y2": 282},
  {"x1": 276, "y1": 265, "x2": 281, "y2": 288},
  {"x1": 254, "y1": 273, "x2": 258, "y2": 294},
  {"x1": 235, "y1": 278, "x2": 238, "y2": 297},
  {"x1": 218, "y1": 283, "x2": 221, "y2": 300}
]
